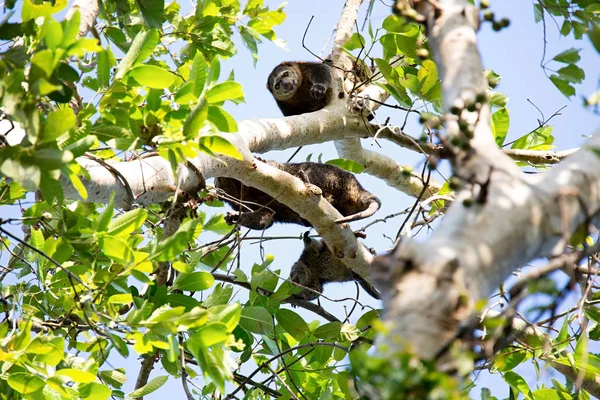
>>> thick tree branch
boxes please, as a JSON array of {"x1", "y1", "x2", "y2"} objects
[
  {"x1": 372, "y1": 0, "x2": 600, "y2": 359},
  {"x1": 378, "y1": 125, "x2": 578, "y2": 165},
  {"x1": 334, "y1": 139, "x2": 441, "y2": 197},
  {"x1": 327, "y1": 0, "x2": 442, "y2": 199}
]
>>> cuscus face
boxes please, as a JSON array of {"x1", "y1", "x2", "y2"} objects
[{"x1": 268, "y1": 66, "x2": 301, "y2": 100}]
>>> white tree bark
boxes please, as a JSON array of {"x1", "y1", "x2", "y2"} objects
[
  {"x1": 373, "y1": 0, "x2": 600, "y2": 359},
  {"x1": 65, "y1": 0, "x2": 99, "y2": 37}
]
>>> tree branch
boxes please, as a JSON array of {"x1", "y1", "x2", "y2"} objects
[{"x1": 372, "y1": 0, "x2": 600, "y2": 359}]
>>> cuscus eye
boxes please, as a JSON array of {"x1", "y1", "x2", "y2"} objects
[
  {"x1": 275, "y1": 83, "x2": 280, "y2": 90},
  {"x1": 282, "y1": 71, "x2": 289, "y2": 77}
]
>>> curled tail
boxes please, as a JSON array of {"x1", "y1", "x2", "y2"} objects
[{"x1": 335, "y1": 196, "x2": 381, "y2": 224}]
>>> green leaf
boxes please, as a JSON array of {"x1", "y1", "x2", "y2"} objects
[
  {"x1": 575, "y1": 333, "x2": 589, "y2": 362},
  {"x1": 553, "y1": 48, "x2": 581, "y2": 64},
  {"x1": 511, "y1": 126, "x2": 554, "y2": 150},
  {"x1": 115, "y1": 29, "x2": 159, "y2": 80},
  {"x1": 325, "y1": 158, "x2": 365, "y2": 173},
  {"x1": 395, "y1": 34, "x2": 418, "y2": 57},
  {"x1": 43, "y1": 17, "x2": 63, "y2": 50},
  {"x1": 127, "y1": 375, "x2": 168, "y2": 398},
  {"x1": 206, "y1": 81, "x2": 244, "y2": 103},
  {"x1": 31, "y1": 148, "x2": 74, "y2": 169},
  {"x1": 56, "y1": 62, "x2": 80, "y2": 82},
  {"x1": 152, "y1": 219, "x2": 196, "y2": 261},
  {"x1": 533, "y1": 3, "x2": 543, "y2": 23},
  {"x1": 107, "y1": 208, "x2": 148, "y2": 236},
  {"x1": 99, "y1": 235, "x2": 134, "y2": 263},
  {"x1": 374, "y1": 57, "x2": 399, "y2": 85},
  {"x1": 172, "y1": 271, "x2": 215, "y2": 292},
  {"x1": 344, "y1": 33, "x2": 366, "y2": 50},
  {"x1": 488, "y1": 91, "x2": 508, "y2": 108},
  {"x1": 41, "y1": 108, "x2": 76, "y2": 143},
  {"x1": 147, "y1": 88, "x2": 162, "y2": 111},
  {"x1": 0, "y1": 20, "x2": 33, "y2": 40},
  {"x1": 97, "y1": 50, "x2": 111, "y2": 89},
  {"x1": 208, "y1": 57, "x2": 221, "y2": 84},
  {"x1": 45, "y1": 376, "x2": 75, "y2": 398},
  {"x1": 382, "y1": 14, "x2": 410, "y2": 33},
  {"x1": 378, "y1": 82, "x2": 412, "y2": 107},
  {"x1": 97, "y1": 193, "x2": 115, "y2": 232},
  {"x1": 55, "y1": 369, "x2": 97, "y2": 383},
  {"x1": 339, "y1": 323, "x2": 360, "y2": 342},
  {"x1": 560, "y1": 20, "x2": 572, "y2": 37},
  {"x1": 136, "y1": 0, "x2": 164, "y2": 29},
  {"x1": 239, "y1": 26, "x2": 259, "y2": 66},
  {"x1": 204, "y1": 214, "x2": 232, "y2": 234},
  {"x1": 553, "y1": 317, "x2": 571, "y2": 353},
  {"x1": 108, "y1": 333, "x2": 130, "y2": 357},
  {"x1": 182, "y1": 98, "x2": 208, "y2": 139},
  {"x1": 186, "y1": 343, "x2": 230, "y2": 391},
  {"x1": 198, "y1": 135, "x2": 242, "y2": 160},
  {"x1": 203, "y1": 284, "x2": 233, "y2": 307},
  {"x1": 313, "y1": 321, "x2": 342, "y2": 339},
  {"x1": 79, "y1": 382, "x2": 112, "y2": 400},
  {"x1": 239, "y1": 306, "x2": 274, "y2": 334},
  {"x1": 503, "y1": 371, "x2": 533, "y2": 400},
  {"x1": 557, "y1": 64, "x2": 585, "y2": 84},
  {"x1": 67, "y1": 37, "x2": 103, "y2": 56},
  {"x1": 589, "y1": 23, "x2": 600, "y2": 53},
  {"x1": 491, "y1": 108, "x2": 510, "y2": 146},
  {"x1": 531, "y1": 389, "x2": 572, "y2": 400},
  {"x1": 1, "y1": 159, "x2": 41, "y2": 191},
  {"x1": 62, "y1": 9, "x2": 80, "y2": 48},
  {"x1": 190, "y1": 52, "x2": 208, "y2": 97},
  {"x1": 107, "y1": 293, "x2": 133, "y2": 304},
  {"x1": 418, "y1": 59, "x2": 438, "y2": 97},
  {"x1": 63, "y1": 135, "x2": 96, "y2": 158},
  {"x1": 172, "y1": 260, "x2": 194, "y2": 274},
  {"x1": 493, "y1": 348, "x2": 527, "y2": 372},
  {"x1": 275, "y1": 309, "x2": 308, "y2": 340},
  {"x1": 208, "y1": 106, "x2": 238, "y2": 132},
  {"x1": 177, "y1": 306, "x2": 209, "y2": 329},
  {"x1": 7, "y1": 373, "x2": 45, "y2": 394},
  {"x1": 379, "y1": 33, "x2": 397, "y2": 60},
  {"x1": 550, "y1": 75, "x2": 576, "y2": 98},
  {"x1": 99, "y1": 370, "x2": 127, "y2": 389},
  {"x1": 105, "y1": 27, "x2": 128, "y2": 49},
  {"x1": 191, "y1": 323, "x2": 229, "y2": 347},
  {"x1": 208, "y1": 304, "x2": 242, "y2": 332},
  {"x1": 31, "y1": 49, "x2": 56, "y2": 78},
  {"x1": 22, "y1": 0, "x2": 67, "y2": 21},
  {"x1": 128, "y1": 65, "x2": 176, "y2": 89},
  {"x1": 28, "y1": 336, "x2": 65, "y2": 366}
]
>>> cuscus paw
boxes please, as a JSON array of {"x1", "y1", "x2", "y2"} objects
[
  {"x1": 224, "y1": 212, "x2": 240, "y2": 225},
  {"x1": 310, "y1": 83, "x2": 327, "y2": 99}
]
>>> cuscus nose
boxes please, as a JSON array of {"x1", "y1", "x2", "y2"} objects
[{"x1": 282, "y1": 79, "x2": 295, "y2": 91}]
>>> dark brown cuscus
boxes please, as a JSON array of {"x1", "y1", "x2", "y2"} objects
[
  {"x1": 214, "y1": 159, "x2": 381, "y2": 230},
  {"x1": 289, "y1": 232, "x2": 380, "y2": 301},
  {"x1": 266, "y1": 61, "x2": 333, "y2": 116}
]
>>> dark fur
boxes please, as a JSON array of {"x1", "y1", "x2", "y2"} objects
[
  {"x1": 289, "y1": 232, "x2": 380, "y2": 301},
  {"x1": 267, "y1": 60, "x2": 374, "y2": 120},
  {"x1": 214, "y1": 160, "x2": 381, "y2": 230},
  {"x1": 267, "y1": 61, "x2": 333, "y2": 116}
]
